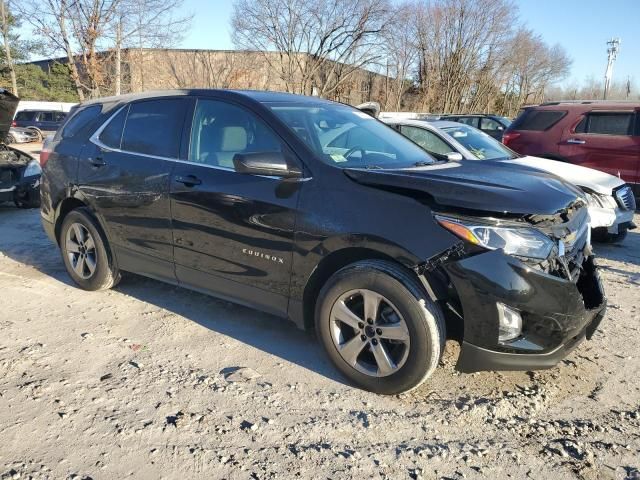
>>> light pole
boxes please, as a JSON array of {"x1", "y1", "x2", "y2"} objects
[{"x1": 603, "y1": 38, "x2": 620, "y2": 100}]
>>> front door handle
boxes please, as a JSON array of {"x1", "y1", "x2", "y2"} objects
[
  {"x1": 174, "y1": 174, "x2": 202, "y2": 186},
  {"x1": 567, "y1": 138, "x2": 586, "y2": 145},
  {"x1": 89, "y1": 156, "x2": 106, "y2": 167}
]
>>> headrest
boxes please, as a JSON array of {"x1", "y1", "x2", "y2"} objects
[{"x1": 220, "y1": 126, "x2": 247, "y2": 152}]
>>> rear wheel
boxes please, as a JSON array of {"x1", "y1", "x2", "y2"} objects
[
  {"x1": 59, "y1": 208, "x2": 120, "y2": 291},
  {"x1": 316, "y1": 260, "x2": 446, "y2": 394}
]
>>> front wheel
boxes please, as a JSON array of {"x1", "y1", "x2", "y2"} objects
[
  {"x1": 316, "y1": 260, "x2": 446, "y2": 394},
  {"x1": 59, "y1": 208, "x2": 121, "y2": 291},
  {"x1": 592, "y1": 227, "x2": 628, "y2": 244}
]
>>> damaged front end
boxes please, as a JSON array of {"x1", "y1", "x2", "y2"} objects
[
  {"x1": 415, "y1": 201, "x2": 607, "y2": 373},
  {"x1": 0, "y1": 145, "x2": 41, "y2": 207}
]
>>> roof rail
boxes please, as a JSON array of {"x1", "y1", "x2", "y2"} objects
[{"x1": 540, "y1": 100, "x2": 638, "y2": 106}]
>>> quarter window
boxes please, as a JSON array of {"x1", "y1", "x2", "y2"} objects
[
  {"x1": 511, "y1": 110, "x2": 566, "y2": 131},
  {"x1": 400, "y1": 126, "x2": 453, "y2": 155},
  {"x1": 575, "y1": 112, "x2": 634, "y2": 136},
  {"x1": 121, "y1": 99, "x2": 188, "y2": 158},
  {"x1": 188, "y1": 99, "x2": 283, "y2": 168},
  {"x1": 99, "y1": 106, "x2": 128, "y2": 149},
  {"x1": 61, "y1": 105, "x2": 101, "y2": 138}
]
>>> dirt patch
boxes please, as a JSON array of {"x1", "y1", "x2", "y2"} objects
[{"x1": 0, "y1": 207, "x2": 639, "y2": 479}]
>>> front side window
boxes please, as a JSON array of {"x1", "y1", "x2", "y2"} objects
[
  {"x1": 575, "y1": 112, "x2": 633, "y2": 136},
  {"x1": 400, "y1": 125, "x2": 453, "y2": 155},
  {"x1": 442, "y1": 124, "x2": 517, "y2": 161},
  {"x1": 480, "y1": 118, "x2": 502, "y2": 130},
  {"x1": 121, "y1": 99, "x2": 188, "y2": 158},
  {"x1": 270, "y1": 104, "x2": 434, "y2": 169},
  {"x1": 189, "y1": 99, "x2": 282, "y2": 168}
]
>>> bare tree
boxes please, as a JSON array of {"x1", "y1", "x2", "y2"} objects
[
  {"x1": 231, "y1": 0, "x2": 391, "y2": 97},
  {"x1": 0, "y1": 0, "x2": 17, "y2": 94}
]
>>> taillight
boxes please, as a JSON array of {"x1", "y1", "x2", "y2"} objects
[
  {"x1": 11, "y1": 120, "x2": 16, "y2": 127},
  {"x1": 40, "y1": 149, "x2": 51, "y2": 167},
  {"x1": 502, "y1": 132, "x2": 520, "y2": 146}
]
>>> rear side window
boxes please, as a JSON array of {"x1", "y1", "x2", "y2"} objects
[
  {"x1": 511, "y1": 110, "x2": 566, "y2": 131},
  {"x1": 61, "y1": 105, "x2": 102, "y2": 138},
  {"x1": 99, "y1": 107, "x2": 128, "y2": 149},
  {"x1": 400, "y1": 125, "x2": 452, "y2": 155},
  {"x1": 121, "y1": 99, "x2": 188, "y2": 158},
  {"x1": 40, "y1": 111, "x2": 55, "y2": 122},
  {"x1": 15, "y1": 111, "x2": 36, "y2": 121},
  {"x1": 575, "y1": 112, "x2": 634, "y2": 136}
]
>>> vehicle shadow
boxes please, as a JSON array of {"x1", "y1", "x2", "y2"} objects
[
  {"x1": 594, "y1": 222, "x2": 640, "y2": 269},
  {"x1": 112, "y1": 274, "x2": 346, "y2": 385},
  {"x1": 0, "y1": 205, "x2": 347, "y2": 386}
]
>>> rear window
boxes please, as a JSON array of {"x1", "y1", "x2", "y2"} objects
[
  {"x1": 575, "y1": 112, "x2": 634, "y2": 136},
  {"x1": 15, "y1": 111, "x2": 36, "y2": 121},
  {"x1": 121, "y1": 99, "x2": 188, "y2": 158},
  {"x1": 61, "y1": 105, "x2": 102, "y2": 138},
  {"x1": 510, "y1": 110, "x2": 566, "y2": 131}
]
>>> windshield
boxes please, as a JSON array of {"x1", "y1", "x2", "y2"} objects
[
  {"x1": 269, "y1": 104, "x2": 435, "y2": 169},
  {"x1": 442, "y1": 124, "x2": 517, "y2": 161}
]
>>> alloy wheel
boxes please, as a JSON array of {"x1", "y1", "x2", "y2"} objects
[
  {"x1": 329, "y1": 289, "x2": 410, "y2": 377},
  {"x1": 66, "y1": 223, "x2": 97, "y2": 279}
]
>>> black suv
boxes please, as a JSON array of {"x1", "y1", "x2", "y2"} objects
[
  {"x1": 12, "y1": 109, "x2": 68, "y2": 140},
  {"x1": 41, "y1": 90, "x2": 606, "y2": 394},
  {"x1": 438, "y1": 114, "x2": 512, "y2": 141}
]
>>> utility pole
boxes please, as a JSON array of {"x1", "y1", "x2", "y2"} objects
[{"x1": 603, "y1": 38, "x2": 620, "y2": 100}]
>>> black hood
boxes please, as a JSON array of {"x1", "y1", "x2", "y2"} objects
[
  {"x1": 344, "y1": 160, "x2": 585, "y2": 216},
  {"x1": 0, "y1": 88, "x2": 19, "y2": 142}
]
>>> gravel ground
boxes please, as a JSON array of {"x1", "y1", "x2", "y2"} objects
[{"x1": 0, "y1": 151, "x2": 639, "y2": 478}]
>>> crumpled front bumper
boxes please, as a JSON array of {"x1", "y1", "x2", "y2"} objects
[
  {"x1": 0, "y1": 174, "x2": 40, "y2": 203},
  {"x1": 588, "y1": 204, "x2": 636, "y2": 233},
  {"x1": 442, "y1": 249, "x2": 606, "y2": 373}
]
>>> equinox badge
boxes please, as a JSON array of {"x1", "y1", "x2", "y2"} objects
[{"x1": 242, "y1": 248, "x2": 284, "y2": 264}]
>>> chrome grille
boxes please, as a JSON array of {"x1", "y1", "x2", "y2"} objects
[{"x1": 615, "y1": 186, "x2": 636, "y2": 211}]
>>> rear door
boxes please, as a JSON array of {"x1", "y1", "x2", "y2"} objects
[
  {"x1": 562, "y1": 110, "x2": 639, "y2": 182},
  {"x1": 79, "y1": 97, "x2": 190, "y2": 281},
  {"x1": 170, "y1": 97, "x2": 302, "y2": 316}
]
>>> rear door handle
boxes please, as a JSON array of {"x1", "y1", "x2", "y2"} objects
[
  {"x1": 567, "y1": 138, "x2": 586, "y2": 145},
  {"x1": 89, "y1": 156, "x2": 106, "y2": 167},
  {"x1": 174, "y1": 174, "x2": 202, "y2": 186}
]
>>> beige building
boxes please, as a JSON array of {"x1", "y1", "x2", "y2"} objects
[{"x1": 31, "y1": 48, "x2": 389, "y2": 105}]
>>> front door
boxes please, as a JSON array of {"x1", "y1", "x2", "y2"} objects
[
  {"x1": 79, "y1": 97, "x2": 190, "y2": 281},
  {"x1": 170, "y1": 98, "x2": 302, "y2": 316}
]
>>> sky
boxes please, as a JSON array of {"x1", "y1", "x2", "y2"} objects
[
  {"x1": 19, "y1": 0, "x2": 639, "y2": 88},
  {"x1": 177, "y1": 0, "x2": 639, "y2": 88}
]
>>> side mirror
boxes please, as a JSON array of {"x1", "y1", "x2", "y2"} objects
[
  {"x1": 233, "y1": 152, "x2": 301, "y2": 178},
  {"x1": 446, "y1": 152, "x2": 464, "y2": 162}
]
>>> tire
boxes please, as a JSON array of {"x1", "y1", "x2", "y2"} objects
[
  {"x1": 6, "y1": 134, "x2": 16, "y2": 144},
  {"x1": 27, "y1": 128, "x2": 43, "y2": 142},
  {"x1": 315, "y1": 260, "x2": 446, "y2": 395},
  {"x1": 59, "y1": 207, "x2": 121, "y2": 291},
  {"x1": 592, "y1": 228, "x2": 627, "y2": 244}
]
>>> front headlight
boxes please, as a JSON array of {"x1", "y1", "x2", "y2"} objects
[
  {"x1": 436, "y1": 216, "x2": 555, "y2": 260},
  {"x1": 585, "y1": 191, "x2": 617, "y2": 209},
  {"x1": 23, "y1": 160, "x2": 42, "y2": 177}
]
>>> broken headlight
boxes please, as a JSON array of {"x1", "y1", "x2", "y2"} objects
[
  {"x1": 23, "y1": 160, "x2": 42, "y2": 178},
  {"x1": 584, "y1": 191, "x2": 617, "y2": 209},
  {"x1": 436, "y1": 216, "x2": 554, "y2": 260}
]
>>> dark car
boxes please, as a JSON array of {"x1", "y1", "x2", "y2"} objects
[
  {"x1": 437, "y1": 114, "x2": 511, "y2": 140},
  {"x1": 12, "y1": 109, "x2": 68, "y2": 140},
  {"x1": 503, "y1": 101, "x2": 640, "y2": 196},
  {"x1": 41, "y1": 90, "x2": 606, "y2": 394},
  {"x1": 0, "y1": 89, "x2": 42, "y2": 208}
]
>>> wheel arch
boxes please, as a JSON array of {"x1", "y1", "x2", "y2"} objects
[{"x1": 301, "y1": 247, "x2": 433, "y2": 332}]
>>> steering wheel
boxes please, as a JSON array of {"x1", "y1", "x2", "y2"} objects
[{"x1": 344, "y1": 146, "x2": 367, "y2": 160}]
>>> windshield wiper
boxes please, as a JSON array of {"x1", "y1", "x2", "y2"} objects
[
  {"x1": 363, "y1": 165, "x2": 383, "y2": 170},
  {"x1": 412, "y1": 161, "x2": 433, "y2": 167}
]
